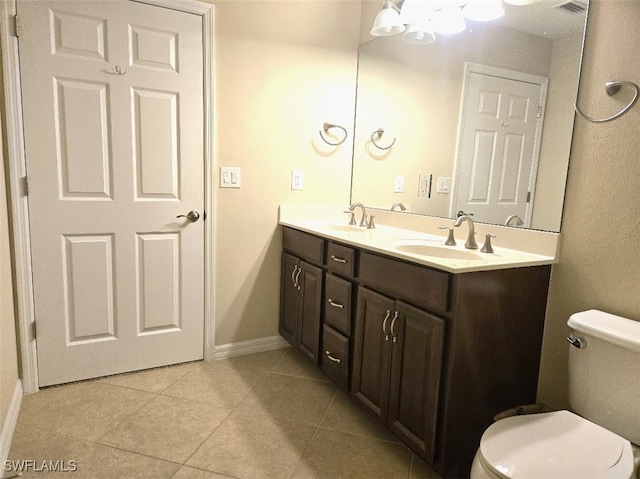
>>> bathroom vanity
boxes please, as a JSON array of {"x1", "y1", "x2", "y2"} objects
[{"x1": 278, "y1": 209, "x2": 557, "y2": 478}]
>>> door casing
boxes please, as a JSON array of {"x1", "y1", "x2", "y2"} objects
[{"x1": 0, "y1": 0, "x2": 216, "y2": 393}]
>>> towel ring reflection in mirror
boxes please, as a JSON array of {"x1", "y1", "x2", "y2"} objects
[
  {"x1": 371, "y1": 128, "x2": 396, "y2": 150},
  {"x1": 319, "y1": 122, "x2": 348, "y2": 146},
  {"x1": 575, "y1": 80, "x2": 639, "y2": 123}
]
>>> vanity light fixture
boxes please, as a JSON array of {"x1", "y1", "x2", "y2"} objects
[
  {"x1": 462, "y1": 0, "x2": 505, "y2": 22},
  {"x1": 370, "y1": 0, "x2": 406, "y2": 36},
  {"x1": 371, "y1": 0, "x2": 506, "y2": 44}
]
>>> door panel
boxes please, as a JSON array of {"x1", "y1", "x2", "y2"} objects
[
  {"x1": 62, "y1": 234, "x2": 116, "y2": 343},
  {"x1": 19, "y1": 0, "x2": 205, "y2": 385},
  {"x1": 351, "y1": 287, "x2": 394, "y2": 423},
  {"x1": 298, "y1": 261, "x2": 322, "y2": 364},
  {"x1": 455, "y1": 70, "x2": 546, "y2": 226},
  {"x1": 279, "y1": 253, "x2": 299, "y2": 346},
  {"x1": 388, "y1": 301, "x2": 445, "y2": 463}
]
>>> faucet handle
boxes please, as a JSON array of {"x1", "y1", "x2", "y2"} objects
[
  {"x1": 438, "y1": 226, "x2": 456, "y2": 246},
  {"x1": 366, "y1": 215, "x2": 376, "y2": 229},
  {"x1": 481, "y1": 233, "x2": 496, "y2": 253},
  {"x1": 343, "y1": 210, "x2": 357, "y2": 225}
]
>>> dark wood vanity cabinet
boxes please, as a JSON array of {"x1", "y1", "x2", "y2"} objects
[
  {"x1": 279, "y1": 226, "x2": 551, "y2": 478},
  {"x1": 280, "y1": 229, "x2": 325, "y2": 364},
  {"x1": 352, "y1": 269, "x2": 445, "y2": 464}
]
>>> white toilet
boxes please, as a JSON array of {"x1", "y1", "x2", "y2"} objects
[{"x1": 470, "y1": 309, "x2": 640, "y2": 479}]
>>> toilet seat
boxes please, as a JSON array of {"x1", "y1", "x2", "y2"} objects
[{"x1": 477, "y1": 410, "x2": 634, "y2": 479}]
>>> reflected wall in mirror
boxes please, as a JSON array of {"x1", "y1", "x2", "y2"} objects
[{"x1": 351, "y1": 0, "x2": 589, "y2": 232}]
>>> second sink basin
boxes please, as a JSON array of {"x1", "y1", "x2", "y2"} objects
[{"x1": 393, "y1": 243, "x2": 483, "y2": 261}]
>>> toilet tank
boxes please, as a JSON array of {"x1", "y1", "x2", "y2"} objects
[{"x1": 567, "y1": 309, "x2": 640, "y2": 445}]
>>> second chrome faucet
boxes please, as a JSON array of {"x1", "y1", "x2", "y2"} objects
[
  {"x1": 453, "y1": 214, "x2": 478, "y2": 249},
  {"x1": 347, "y1": 202, "x2": 375, "y2": 229}
]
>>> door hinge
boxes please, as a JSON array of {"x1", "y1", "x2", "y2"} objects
[
  {"x1": 526, "y1": 191, "x2": 531, "y2": 203},
  {"x1": 22, "y1": 176, "x2": 28, "y2": 196},
  {"x1": 31, "y1": 321, "x2": 37, "y2": 340},
  {"x1": 537, "y1": 105, "x2": 542, "y2": 118},
  {"x1": 11, "y1": 15, "x2": 20, "y2": 38}
]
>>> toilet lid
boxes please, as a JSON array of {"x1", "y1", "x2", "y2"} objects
[{"x1": 479, "y1": 410, "x2": 633, "y2": 479}]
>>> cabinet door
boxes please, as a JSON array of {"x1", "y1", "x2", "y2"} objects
[
  {"x1": 279, "y1": 253, "x2": 299, "y2": 347},
  {"x1": 351, "y1": 287, "x2": 395, "y2": 423},
  {"x1": 298, "y1": 261, "x2": 323, "y2": 364},
  {"x1": 388, "y1": 301, "x2": 444, "y2": 464}
]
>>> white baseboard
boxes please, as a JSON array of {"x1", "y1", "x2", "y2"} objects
[
  {"x1": 214, "y1": 335, "x2": 289, "y2": 360},
  {"x1": 0, "y1": 380, "x2": 22, "y2": 465}
]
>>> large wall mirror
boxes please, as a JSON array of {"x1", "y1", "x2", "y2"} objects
[{"x1": 351, "y1": 0, "x2": 589, "y2": 232}]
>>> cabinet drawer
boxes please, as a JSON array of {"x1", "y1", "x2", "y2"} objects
[
  {"x1": 359, "y1": 252, "x2": 450, "y2": 313},
  {"x1": 282, "y1": 227, "x2": 325, "y2": 265},
  {"x1": 324, "y1": 273, "x2": 353, "y2": 336},
  {"x1": 326, "y1": 242, "x2": 356, "y2": 278},
  {"x1": 321, "y1": 325, "x2": 349, "y2": 390}
]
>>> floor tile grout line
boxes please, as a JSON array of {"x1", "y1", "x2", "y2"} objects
[
  {"x1": 178, "y1": 359, "x2": 276, "y2": 472},
  {"x1": 287, "y1": 386, "x2": 340, "y2": 479}
]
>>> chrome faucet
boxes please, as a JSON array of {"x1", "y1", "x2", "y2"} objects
[
  {"x1": 504, "y1": 214, "x2": 524, "y2": 227},
  {"x1": 391, "y1": 202, "x2": 406, "y2": 212},
  {"x1": 453, "y1": 214, "x2": 478, "y2": 249},
  {"x1": 348, "y1": 202, "x2": 367, "y2": 227}
]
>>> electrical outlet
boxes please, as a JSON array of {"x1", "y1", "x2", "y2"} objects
[
  {"x1": 418, "y1": 174, "x2": 429, "y2": 198},
  {"x1": 291, "y1": 170, "x2": 304, "y2": 190}
]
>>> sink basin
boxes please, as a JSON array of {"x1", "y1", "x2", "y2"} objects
[
  {"x1": 319, "y1": 224, "x2": 366, "y2": 233},
  {"x1": 394, "y1": 243, "x2": 483, "y2": 261}
]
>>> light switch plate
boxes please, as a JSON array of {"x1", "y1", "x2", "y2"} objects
[
  {"x1": 220, "y1": 167, "x2": 241, "y2": 188},
  {"x1": 394, "y1": 175, "x2": 404, "y2": 193},
  {"x1": 437, "y1": 177, "x2": 450, "y2": 194}
]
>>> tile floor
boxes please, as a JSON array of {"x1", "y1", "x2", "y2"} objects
[{"x1": 7, "y1": 347, "x2": 443, "y2": 479}]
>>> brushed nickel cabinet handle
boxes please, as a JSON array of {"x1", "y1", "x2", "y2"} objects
[
  {"x1": 325, "y1": 351, "x2": 341, "y2": 363},
  {"x1": 390, "y1": 311, "x2": 399, "y2": 343},
  {"x1": 330, "y1": 255, "x2": 347, "y2": 264},
  {"x1": 291, "y1": 265, "x2": 298, "y2": 287},
  {"x1": 294, "y1": 268, "x2": 302, "y2": 291},
  {"x1": 327, "y1": 299, "x2": 344, "y2": 309},
  {"x1": 382, "y1": 310, "x2": 391, "y2": 341}
]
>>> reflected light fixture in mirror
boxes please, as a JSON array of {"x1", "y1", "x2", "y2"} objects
[
  {"x1": 372, "y1": 0, "x2": 506, "y2": 43},
  {"x1": 370, "y1": 0, "x2": 406, "y2": 36}
]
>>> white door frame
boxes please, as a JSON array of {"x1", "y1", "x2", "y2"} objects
[
  {"x1": 0, "y1": 0, "x2": 216, "y2": 394},
  {"x1": 450, "y1": 62, "x2": 548, "y2": 227}
]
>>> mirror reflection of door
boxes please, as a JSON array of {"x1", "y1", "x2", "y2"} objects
[{"x1": 452, "y1": 64, "x2": 548, "y2": 228}]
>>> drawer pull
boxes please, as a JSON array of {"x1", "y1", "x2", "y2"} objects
[
  {"x1": 330, "y1": 255, "x2": 348, "y2": 264},
  {"x1": 327, "y1": 299, "x2": 344, "y2": 309},
  {"x1": 291, "y1": 264, "x2": 298, "y2": 287},
  {"x1": 382, "y1": 310, "x2": 391, "y2": 341},
  {"x1": 325, "y1": 351, "x2": 341, "y2": 364}
]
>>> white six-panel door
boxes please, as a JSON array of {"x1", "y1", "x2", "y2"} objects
[
  {"x1": 19, "y1": 0, "x2": 205, "y2": 386},
  {"x1": 453, "y1": 67, "x2": 547, "y2": 227}
]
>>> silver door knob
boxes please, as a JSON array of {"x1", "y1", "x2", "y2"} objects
[{"x1": 176, "y1": 210, "x2": 200, "y2": 222}]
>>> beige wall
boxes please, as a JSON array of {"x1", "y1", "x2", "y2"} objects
[
  {"x1": 538, "y1": 0, "x2": 640, "y2": 409},
  {"x1": 210, "y1": 1, "x2": 360, "y2": 345},
  {"x1": 0, "y1": 116, "x2": 19, "y2": 430}
]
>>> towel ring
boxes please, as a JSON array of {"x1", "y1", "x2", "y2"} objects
[
  {"x1": 319, "y1": 122, "x2": 347, "y2": 146},
  {"x1": 575, "y1": 80, "x2": 639, "y2": 123},
  {"x1": 371, "y1": 128, "x2": 396, "y2": 150}
]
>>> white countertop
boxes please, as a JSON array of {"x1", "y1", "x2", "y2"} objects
[{"x1": 279, "y1": 205, "x2": 560, "y2": 274}]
